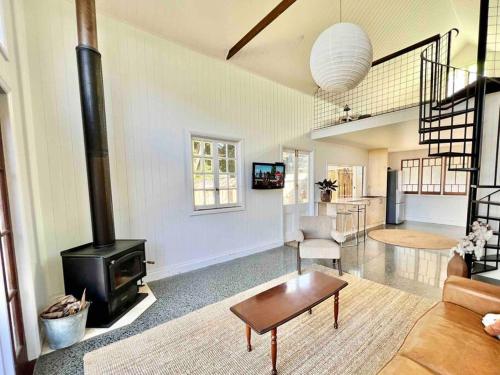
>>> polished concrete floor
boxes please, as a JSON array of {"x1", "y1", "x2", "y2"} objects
[{"x1": 34, "y1": 221, "x2": 463, "y2": 375}]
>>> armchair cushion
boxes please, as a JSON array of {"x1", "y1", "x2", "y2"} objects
[
  {"x1": 300, "y1": 239, "x2": 340, "y2": 259},
  {"x1": 299, "y1": 216, "x2": 334, "y2": 240},
  {"x1": 331, "y1": 230, "x2": 345, "y2": 244}
]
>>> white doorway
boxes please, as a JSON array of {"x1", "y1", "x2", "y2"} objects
[{"x1": 283, "y1": 149, "x2": 313, "y2": 242}]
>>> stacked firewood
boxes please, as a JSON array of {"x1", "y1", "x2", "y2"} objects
[{"x1": 40, "y1": 290, "x2": 86, "y2": 319}]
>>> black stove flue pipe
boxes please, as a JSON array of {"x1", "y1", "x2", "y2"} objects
[{"x1": 75, "y1": 0, "x2": 115, "y2": 247}]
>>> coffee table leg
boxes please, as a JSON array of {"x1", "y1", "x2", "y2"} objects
[
  {"x1": 246, "y1": 324, "x2": 252, "y2": 352},
  {"x1": 271, "y1": 328, "x2": 278, "y2": 375},
  {"x1": 334, "y1": 292, "x2": 339, "y2": 329}
]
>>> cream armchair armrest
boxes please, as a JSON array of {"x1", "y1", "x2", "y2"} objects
[
  {"x1": 331, "y1": 230, "x2": 345, "y2": 244},
  {"x1": 292, "y1": 230, "x2": 305, "y2": 243}
]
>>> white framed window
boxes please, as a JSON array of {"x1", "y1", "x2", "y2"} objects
[
  {"x1": 189, "y1": 134, "x2": 244, "y2": 213},
  {"x1": 401, "y1": 158, "x2": 420, "y2": 193},
  {"x1": 421, "y1": 157, "x2": 443, "y2": 194}
]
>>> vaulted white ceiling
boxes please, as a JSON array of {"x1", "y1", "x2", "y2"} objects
[{"x1": 94, "y1": 0, "x2": 480, "y2": 94}]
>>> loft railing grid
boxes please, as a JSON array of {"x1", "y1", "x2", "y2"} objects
[
  {"x1": 313, "y1": 35, "x2": 440, "y2": 130},
  {"x1": 486, "y1": 0, "x2": 500, "y2": 77}
]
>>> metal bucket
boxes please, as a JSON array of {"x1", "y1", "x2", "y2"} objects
[{"x1": 40, "y1": 303, "x2": 89, "y2": 350}]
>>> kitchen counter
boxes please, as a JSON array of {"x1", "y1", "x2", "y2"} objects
[
  {"x1": 316, "y1": 198, "x2": 370, "y2": 205},
  {"x1": 316, "y1": 196, "x2": 386, "y2": 232}
]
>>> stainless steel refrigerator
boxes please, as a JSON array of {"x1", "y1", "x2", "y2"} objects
[{"x1": 386, "y1": 170, "x2": 406, "y2": 224}]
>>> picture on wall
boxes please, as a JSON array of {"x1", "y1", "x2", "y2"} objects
[{"x1": 252, "y1": 162, "x2": 285, "y2": 189}]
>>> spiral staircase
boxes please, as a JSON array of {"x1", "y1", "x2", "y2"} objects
[{"x1": 419, "y1": 22, "x2": 500, "y2": 275}]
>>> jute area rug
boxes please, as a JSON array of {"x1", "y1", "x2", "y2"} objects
[
  {"x1": 84, "y1": 265, "x2": 433, "y2": 375},
  {"x1": 369, "y1": 229, "x2": 457, "y2": 250}
]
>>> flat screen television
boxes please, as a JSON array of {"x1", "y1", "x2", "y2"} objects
[{"x1": 252, "y1": 162, "x2": 285, "y2": 189}]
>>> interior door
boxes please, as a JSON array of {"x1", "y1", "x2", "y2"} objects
[
  {"x1": 0, "y1": 122, "x2": 28, "y2": 373},
  {"x1": 283, "y1": 149, "x2": 311, "y2": 242}
]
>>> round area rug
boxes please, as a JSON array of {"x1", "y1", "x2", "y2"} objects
[{"x1": 368, "y1": 229, "x2": 458, "y2": 250}]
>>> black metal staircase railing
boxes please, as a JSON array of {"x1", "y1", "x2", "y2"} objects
[
  {"x1": 419, "y1": 15, "x2": 500, "y2": 275},
  {"x1": 419, "y1": 29, "x2": 478, "y2": 172},
  {"x1": 473, "y1": 189, "x2": 500, "y2": 273}
]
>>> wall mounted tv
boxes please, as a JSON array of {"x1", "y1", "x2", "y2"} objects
[{"x1": 252, "y1": 162, "x2": 285, "y2": 189}]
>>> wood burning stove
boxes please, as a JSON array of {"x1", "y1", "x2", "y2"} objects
[
  {"x1": 61, "y1": 240, "x2": 148, "y2": 327},
  {"x1": 60, "y1": 0, "x2": 153, "y2": 328}
]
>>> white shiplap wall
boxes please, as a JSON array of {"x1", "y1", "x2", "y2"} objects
[{"x1": 22, "y1": 0, "x2": 368, "y2": 302}]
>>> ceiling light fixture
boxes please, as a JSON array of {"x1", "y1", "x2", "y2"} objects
[{"x1": 310, "y1": 0, "x2": 373, "y2": 93}]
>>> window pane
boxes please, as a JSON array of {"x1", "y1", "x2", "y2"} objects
[
  {"x1": 219, "y1": 174, "x2": 228, "y2": 188},
  {"x1": 422, "y1": 167, "x2": 431, "y2": 184},
  {"x1": 193, "y1": 174, "x2": 204, "y2": 189},
  {"x1": 218, "y1": 143, "x2": 226, "y2": 157},
  {"x1": 220, "y1": 189, "x2": 228, "y2": 204},
  {"x1": 228, "y1": 189, "x2": 238, "y2": 204},
  {"x1": 194, "y1": 191, "x2": 204, "y2": 206},
  {"x1": 1, "y1": 235, "x2": 15, "y2": 296},
  {"x1": 444, "y1": 157, "x2": 467, "y2": 195},
  {"x1": 204, "y1": 159, "x2": 213, "y2": 173},
  {"x1": 205, "y1": 191, "x2": 215, "y2": 205},
  {"x1": 193, "y1": 158, "x2": 203, "y2": 173},
  {"x1": 228, "y1": 159, "x2": 235, "y2": 173},
  {"x1": 456, "y1": 172, "x2": 467, "y2": 185},
  {"x1": 410, "y1": 166, "x2": 419, "y2": 182},
  {"x1": 219, "y1": 159, "x2": 227, "y2": 173},
  {"x1": 191, "y1": 136, "x2": 241, "y2": 210},
  {"x1": 9, "y1": 301, "x2": 22, "y2": 355},
  {"x1": 283, "y1": 151, "x2": 295, "y2": 205},
  {"x1": 431, "y1": 166, "x2": 441, "y2": 182},
  {"x1": 298, "y1": 179, "x2": 308, "y2": 203},
  {"x1": 192, "y1": 141, "x2": 201, "y2": 155},
  {"x1": 205, "y1": 174, "x2": 214, "y2": 189},
  {"x1": 297, "y1": 153, "x2": 309, "y2": 203},
  {"x1": 402, "y1": 169, "x2": 409, "y2": 184},
  {"x1": 402, "y1": 159, "x2": 420, "y2": 193},
  {"x1": 0, "y1": 175, "x2": 7, "y2": 232},
  {"x1": 203, "y1": 142, "x2": 212, "y2": 156}
]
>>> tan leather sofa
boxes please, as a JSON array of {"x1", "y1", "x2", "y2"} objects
[{"x1": 379, "y1": 276, "x2": 500, "y2": 374}]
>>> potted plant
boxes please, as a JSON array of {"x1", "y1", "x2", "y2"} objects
[
  {"x1": 449, "y1": 221, "x2": 493, "y2": 278},
  {"x1": 40, "y1": 290, "x2": 89, "y2": 350},
  {"x1": 315, "y1": 179, "x2": 338, "y2": 202}
]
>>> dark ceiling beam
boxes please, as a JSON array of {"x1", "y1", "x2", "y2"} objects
[{"x1": 226, "y1": 0, "x2": 298, "y2": 60}]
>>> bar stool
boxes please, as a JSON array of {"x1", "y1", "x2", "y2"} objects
[
  {"x1": 348, "y1": 205, "x2": 367, "y2": 245},
  {"x1": 335, "y1": 206, "x2": 357, "y2": 247}
]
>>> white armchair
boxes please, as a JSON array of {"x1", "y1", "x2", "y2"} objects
[{"x1": 293, "y1": 216, "x2": 345, "y2": 275}]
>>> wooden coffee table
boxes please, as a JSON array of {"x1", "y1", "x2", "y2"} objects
[{"x1": 230, "y1": 271, "x2": 348, "y2": 374}]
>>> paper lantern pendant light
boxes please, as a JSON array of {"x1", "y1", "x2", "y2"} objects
[{"x1": 310, "y1": 22, "x2": 373, "y2": 93}]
